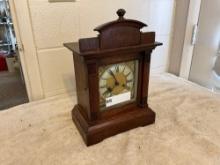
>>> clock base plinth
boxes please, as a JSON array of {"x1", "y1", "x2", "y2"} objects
[{"x1": 72, "y1": 105, "x2": 155, "y2": 146}]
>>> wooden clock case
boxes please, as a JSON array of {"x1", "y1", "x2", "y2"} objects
[{"x1": 64, "y1": 9, "x2": 162, "y2": 146}]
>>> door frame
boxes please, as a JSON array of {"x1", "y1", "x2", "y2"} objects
[
  {"x1": 179, "y1": 0, "x2": 202, "y2": 79},
  {"x1": 8, "y1": 0, "x2": 44, "y2": 101}
]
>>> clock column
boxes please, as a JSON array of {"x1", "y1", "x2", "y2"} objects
[
  {"x1": 86, "y1": 61, "x2": 100, "y2": 121},
  {"x1": 139, "y1": 51, "x2": 152, "y2": 108}
]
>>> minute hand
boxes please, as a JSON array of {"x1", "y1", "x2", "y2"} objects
[{"x1": 108, "y1": 70, "x2": 119, "y2": 85}]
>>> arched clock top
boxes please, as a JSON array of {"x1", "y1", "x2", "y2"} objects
[
  {"x1": 94, "y1": 9, "x2": 148, "y2": 49},
  {"x1": 64, "y1": 9, "x2": 162, "y2": 55},
  {"x1": 94, "y1": 9, "x2": 147, "y2": 32}
]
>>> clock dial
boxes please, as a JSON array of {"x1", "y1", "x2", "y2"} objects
[{"x1": 99, "y1": 60, "x2": 138, "y2": 110}]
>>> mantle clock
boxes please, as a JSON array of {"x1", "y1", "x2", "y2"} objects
[{"x1": 64, "y1": 9, "x2": 162, "y2": 146}]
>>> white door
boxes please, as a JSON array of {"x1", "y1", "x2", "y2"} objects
[
  {"x1": 8, "y1": 0, "x2": 44, "y2": 100},
  {"x1": 187, "y1": 0, "x2": 220, "y2": 91}
]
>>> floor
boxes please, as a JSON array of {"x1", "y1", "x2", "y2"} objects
[
  {"x1": 1, "y1": 74, "x2": 220, "y2": 165},
  {"x1": 0, "y1": 71, "x2": 28, "y2": 110}
]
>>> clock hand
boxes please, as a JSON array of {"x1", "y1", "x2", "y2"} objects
[{"x1": 108, "y1": 70, "x2": 119, "y2": 86}]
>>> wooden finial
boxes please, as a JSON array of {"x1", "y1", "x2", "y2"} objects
[{"x1": 117, "y1": 9, "x2": 126, "y2": 20}]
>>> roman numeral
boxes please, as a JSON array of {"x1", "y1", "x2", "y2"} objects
[
  {"x1": 100, "y1": 85, "x2": 106, "y2": 89},
  {"x1": 126, "y1": 79, "x2": 133, "y2": 83},
  {"x1": 122, "y1": 66, "x2": 126, "y2": 73},
  {"x1": 103, "y1": 90, "x2": 110, "y2": 96},
  {"x1": 107, "y1": 87, "x2": 112, "y2": 92},
  {"x1": 103, "y1": 87, "x2": 112, "y2": 96},
  {"x1": 125, "y1": 72, "x2": 131, "y2": 77},
  {"x1": 122, "y1": 84, "x2": 130, "y2": 91},
  {"x1": 115, "y1": 65, "x2": 120, "y2": 73}
]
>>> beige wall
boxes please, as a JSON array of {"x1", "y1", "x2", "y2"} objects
[
  {"x1": 27, "y1": 0, "x2": 175, "y2": 98},
  {"x1": 168, "y1": 0, "x2": 190, "y2": 75}
]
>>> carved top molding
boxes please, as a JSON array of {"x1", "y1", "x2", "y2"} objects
[
  {"x1": 64, "y1": 9, "x2": 162, "y2": 57},
  {"x1": 94, "y1": 9, "x2": 147, "y2": 32}
]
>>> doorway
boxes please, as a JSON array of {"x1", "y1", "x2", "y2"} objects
[
  {"x1": 0, "y1": 0, "x2": 28, "y2": 110},
  {"x1": 188, "y1": 0, "x2": 220, "y2": 92}
]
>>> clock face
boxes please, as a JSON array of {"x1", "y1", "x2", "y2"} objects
[{"x1": 99, "y1": 60, "x2": 138, "y2": 110}]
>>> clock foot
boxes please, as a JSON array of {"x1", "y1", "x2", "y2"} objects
[{"x1": 72, "y1": 105, "x2": 155, "y2": 146}]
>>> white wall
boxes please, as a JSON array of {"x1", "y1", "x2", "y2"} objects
[
  {"x1": 168, "y1": 0, "x2": 190, "y2": 75},
  {"x1": 27, "y1": 0, "x2": 175, "y2": 98}
]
